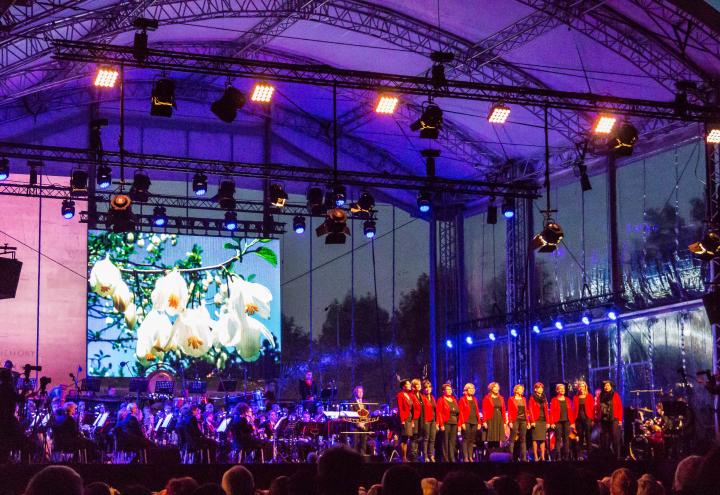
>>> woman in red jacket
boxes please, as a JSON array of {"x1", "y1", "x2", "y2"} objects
[
  {"x1": 420, "y1": 380, "x2": 437, "y2": 462},
  {"x1": 508, "y1": 384, "x2": 531, "y2": 462},
  {"x1": 481, "y1": 382, "x2": 507, "y2": 459},
  {"x1": 549, "y1": 383, "x2": 575, "y2": 461},
  {"x1": 436, "y1": 382, "x2": 459, "y2": 462},
  {"x1": 458, "y1": 383, "x2": 482, "y2": 462},
  {"x1": 528, "y1": 382, "x2": 550, "y2": 461},
  {"x1": 598, "y1": 380, "x2": 623, "y2": 460},
  {"x1": 572, "y1": 380, "x2": 594, "y2": 458},
  {"x1": 396, "y1": 379, "x2": 421, "y2": 462}
]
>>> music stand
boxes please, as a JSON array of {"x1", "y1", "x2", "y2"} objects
[
  {"x1": 81, "y1": 378, "x2": 101, "y2": 393},
  {"x1": 188, "y1": 380, "x2": 207, "y2": 395},
  {"x1": 154, "y1": 380, "x2": 175, "y2": 395}
]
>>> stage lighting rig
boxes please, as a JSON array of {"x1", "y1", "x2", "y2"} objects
[
  {"x1": 502, "y1": 197, "x2": 515, "y2": 219},
  {"x1": 410, "y1": 99, "x2": 443, "y2": 139},
  {"x1": 223, "y1": 211, "x2": 238, "y2": 231},
  {"x1": 315, "y1": 208, "x2": 350, "y2": 244},
  {"x1": 150, "y1": 78, "x2": 176, "y2": 117},
  {"x1": 96, "y1": 164, "x2": 111, "y2": 189},
  {"x1": 488, "y1": 103, "x2": 511, "y2": 124},
  {"x1": 0, "y1": 158, "x2": 9, "y2": 181},
  {"x1": 581, "y1": 311, "x2": 592, "y2": 326},
  {"x1": 61, "y1": 199, "x2": 75, "y2": 219},
  {"x1": 350, "y1": 192, "x2": 375, "y2": 215},
  {"x1": 689, "y1": 230, "x2": 720, "y2": 260},
  {"x1": 94, "y1": 66, "x2": 119, "y2": 88},
  {"x1": 306, "y1": 187, "x2": 325, "y2": 215},
  {"x1": 429, "y1": 51, "x2": 454, "y2": 90},
  {"x1": 531, "y1": 218, "x2": 564, "y2": 253},
  {"x1": 269, "y1": 183, "x2": 288, "y2": 209},
  {"x1": 486, "y1": 201, "x2": 497, "y2": 225},
  {"x1": 216, "y1": 180, "x2": 236, "y2": 210},
  {"x1": 211, "y1": 85, "x2": 246, "y2": 123},
  {"x1": 363, "y1": 220, "x2": 376, "y2": 239},
  {"x1": 375, "y1": 95, "x2": 399, "y2": 115},
  {"x1": 707, "y1": 127, "x2": 720, "y2": 144},
  {"x1": 593, "y1": 115, "x2": 616, "y2": 135},
  {"x1": 130, "y1": 171, "x2": 151, "y2": 202},
  {"x1": 28, "y1": 160, "x2": 41, "y2": 186},
  {"x1": 607, "y1": 121, "x2": 638, "y2": 156},
  {"x1": 70, "y1": 169, "x2": 88, "y2": 196},
  {"x1": 192, "y1": 172, "x2": 208, "y2": 196},
  {"x1": 293, "y1": 215, "x2": 306, "y2": 234},
  {"x1": 108, "y1": 194, "x2": 135, "y2": 232},
  {"x1": 330, "y1": 184, "x2": 346, "y2": 207},
  {"x1": 421, "y1": 148, "x2": 440, "y2": 177},
  {"x1": 133, "y1": 17, "x2": 158, "y2": 62},
  {"x1": 250, "y1": 83, "x2": 275, "y2": 103},
  {"x1": 417, "y1": 190, "x2": 432, "y2": 213},
  {"x1": 152, "y1": 206, "x2": 168, "y2": 227}
]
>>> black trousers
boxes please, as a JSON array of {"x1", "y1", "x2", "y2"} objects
[
  {"x1": 462, "y1": 423, "x2": 478, "y2": 461},
  {"x1": 576, "y1": 416, "x2": 592, "y2": 453},
  {"x1": 508, "y1": 420, "x2": 527, "y2": 461},
  {"x1": 409, "y1": 419, "x2": 420, "y2": 461},
  {"x1": 442, "y1": 424, "x2": 458, "y2": 462},
  {"x1": 600, "y1": 420, "x2": 622, "y2": 459},
  {"x1": 421, "y1": 420, "x2": 436, "y2": 460},
  {"x1": 554, "y1": 421, "x2": 570, "y2": 460}
]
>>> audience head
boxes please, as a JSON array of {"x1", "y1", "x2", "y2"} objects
[
  {"x1": 269, "y1": 476, "x2": 290, "y2": 495},
  {"x1": 193, "y1": 483, "x2": 225, "y2": 495},
  {"x1": 121, "y1": 486, "x2": 152, "y2": 495},
  {"x1": 25, "y1": 466, "x2": 83, "y2": 495},
  {"x1": 672, "y1": 455, "x2": 703, "y2": 493},
  {"x1": 381, "y1": 465, "x2": 421, "y2": 495},
  {"x1": 222, "y1": 466, "x2": 255, "y2": 495},
  {"x1": 166, "y1": 477, "x2": 199, "y2": 495},
  {"x1": 83, "y1": 483, "x2": 112, "y2": 495},
  {"x1": 440, "y1": 471, "x2": 488, "y2": 495},
  {"x1": 609, "y1": 468, "x2": 636, "y2": 495},
  {"x1": 694, "y1": 445, "x2": 720, "y2": 495},
  {"x1": 421, "y1": 478, "x2": 439, "y2": 495},
  {"x1": 636, "y1": 474, "x2": 664, "y2": 495},
  {"x1": 487, "y1": 475, "x2": 520, "y2": 495},
  {"x1": 288, "y1": 469, "x2": 317, "y2": 495},
  {"x1": 317, "y1": 446, "x2": 364, "y2": 495}
]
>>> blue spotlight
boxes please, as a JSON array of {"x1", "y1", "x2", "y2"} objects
[
  {"x1": 223, "y1": 211, "x2": 238, "y2": 231},
  {"x1": 502, "y1": 197, "x2": 515, "y2": 219},
  {"x1": 510, "y1": 327, "x2": 518, "y2": 338},
  {"x1": 489, "y1": 332, "x2": 496, "y2": 341},
  {"x1": 554, "y1": 318, "x2": 564, "y2": 330},
  {"x1": 97, "y1": 164, "x2": 111, "y2": 189},
  {"x1": 0, "y1": 159, "x2": 9, "y2": 181},
  {"x1": 152, "y1": 206, "x2": 167, "y2": 227},
  {"x1": 61, "y1": 199, "x2": 75, "y2": 219},
  {"x1": 192, "y1": 172, "x2": 208, "y2": 196},
  {"x1": 581, "y1": 311, "x2": 592, "y2": 326},
  {"x1": 293, "y1": 215, "x2": 306, "y2": 234},
  {"x1": 465, "y1": 335, "x2": 473, "y2": 345},
  {"x1": 607, "y1": 308, "x2": 618, "y2": 321},
  {"x1": 532, "y1": 322, "x2": 541, "y2": 334},
  {"x1": 445, "y1": 339, "x2": 453, "y2": 349}
]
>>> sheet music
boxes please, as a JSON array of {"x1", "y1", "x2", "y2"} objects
[
  {"x1": 161, "y1": 413, "x2": 173, "y2": 428},
  {"x1": 217, "y1": 418, "x2": 230, "y2": 433}
]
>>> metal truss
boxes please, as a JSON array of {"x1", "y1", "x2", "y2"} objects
[
  {"x1": 0, "y1": 141, "x2": 538, "y2": 198},
  {"x1": 706, "y1": 140, "x2": 720, "y2": 375},
  {"x1": 53, "y1": 40, "x2": 720, "y2": 122},
  {"x1": 437, "y1": 209, "x2": 461, "y2": 385}
]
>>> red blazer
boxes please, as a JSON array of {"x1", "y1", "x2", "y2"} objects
[
  {"x1": 528, "y1": 395, "x2": 550, "y2": 423},
  {"x1": 481, "y1": 394, "x2": 506, "y2": 425},
  {"x1": 436, "y1": 396, "x2": 458, "y2": 428},
  {"x1": 597, "y1": 393, "x2": 623, "y2": 422},
  {"x1": 507, "y1": 396, "x2": 533, "y2": 423},
  {"x1": 420, "y1": 394, "x2": 437, "y2": 423},
  {"x1": 549, "y1": 396, "x2": 576, "y2": 424},
  {"x1": 572, "y1": 394, "x2": 595, "y2": 420},
  {"x1": 396, "y1": 391, "x2": 420, "y2": 422},
  {"x1": 458, "y1": 395, "x2": 483, "y2": 425}
]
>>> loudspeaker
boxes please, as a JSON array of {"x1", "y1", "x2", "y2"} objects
[
  {"x1": 0, "y1": 257, "x2": 22, "y2": 299},
  {"x1": 703, "y1": 291, "x2": 720, "y2": 325}
]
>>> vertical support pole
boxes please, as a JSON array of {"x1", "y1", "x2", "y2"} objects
[
  {"x1": 429, "y1": 212, "x2": 438, "y2": 389},
  {"x1": 704, "y1": 132, "x2": 719, "y2": 438},
  {"x1": 608, "y1": 153, "x2": 623, "y2": 393},
  {"x1": 262, "y1": 105, "x2": 272, "y2": 238}
]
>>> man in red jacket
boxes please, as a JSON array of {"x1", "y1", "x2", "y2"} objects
[
  {"x1": 396, "y1": 379, "x2": 421, "y2": 462},
  {"x1": 598, "y1": 380, "x2": 623, "y2": 459},
  {"x1": 549, "y1": 383, "x2": 575, "y2": 461}
]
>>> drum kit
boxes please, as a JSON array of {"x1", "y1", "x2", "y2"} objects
[{"x1": 627, "y1": 388, "x2": 689, "y2": 460}]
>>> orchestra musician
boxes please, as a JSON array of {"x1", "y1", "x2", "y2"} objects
[
  {"x1": 177, "y1": 404, "x2": 217, "y2": 460},
  {"x1": 420, "y1": 380, "x2": 437, "y2": 462},
  {"x1": 229, "y1": 403, "x2": 261, "y2": 461},
  {"x1": 51, "y1": 401, "x2": 95, "y2": 458},
  {"x1": 396, "y1": 379, "x2": 420, "y2": 462},
  {"x1": 549, "y1": 383, "x2": 575, "y2": 461},
  {"x1": 116, "y1": 402, "x2": 152, "y2": 451},
  {"x1": 437, "y1": 383, "x2": 459, "y2": 462},
  {"x1": 459, "y1": 383, "x2": 482, "y2": 462},
  {"x1": 298, "y1": 371, "x2": 318, "y2": 402},
  {"x1": 598, "y1": 380, "x2": 623, "y2": 459},
  {"x1": 572, "y1": 380, "x2": 594, "y2": 457},
  {"x1": 349, "y1": 385, "x2": 370, "y2": 455},
  {"x1": 529, "y1": 382, "x2": 550, "y2": 461},
  {"x1": 480, "y1": 382, "x2": 506, "y2": 459},
  {"x1": 0, "y1": 367, "x2": 23, "y2": 460},
  {"x1": 508, "y1": 384, "x2": 530, "y2": 462}
]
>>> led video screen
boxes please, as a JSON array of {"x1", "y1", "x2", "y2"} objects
[{"x1": 87, "y1": 231, "x2": 280, "y2": 377}]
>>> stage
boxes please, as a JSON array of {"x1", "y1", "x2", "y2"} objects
[{"x1": 0, "y1": 459, "x2": 667, "y2": 494}]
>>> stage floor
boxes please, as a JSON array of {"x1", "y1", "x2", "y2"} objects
[{"x1": 0, "y1": 459, "x2": 668, "y2": 494}]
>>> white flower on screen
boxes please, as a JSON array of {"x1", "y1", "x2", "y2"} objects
[
  {"x1": 219, "y1": 276, "x2": 275, "y2": 361},
  {"x1": 213, "y1": 292, "x2": 224, "y2": 307},
  {"x1": 151, "y1": 235, "x2": 161, "y2": 245},
  {"x1": 151, "y1": 271, "x2": 189, "y2": 317},
  {"x1": 112, "y1": 280, "x2": 134, "y2": 313},
  {"x1": 124, "y1": 302, "x2": 137, "y2": 330},
  {"x1": 135, "y1": 309, "x2": 173, "y2": 361},
  {"x1": 173, "y1": 305, "x2": 213, "y2": 357},
  {"x1": 89, "y1": 255, "x2": 124, "y2": 298},
  {"x1": 229, "y1": 276, "x2": 272, "y2": 319},
  {"x1": 147, "y1": 244, "x2": 155, "y2": 253},
  {"x1": 136, "y1": 238, "x2": 145, "y2": 247}
]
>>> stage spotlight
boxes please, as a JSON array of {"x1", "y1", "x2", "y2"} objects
[
  {"x1": 410, "y1": 101, "x2": 442, "y2": 139},
  {"x1": 554, "y1": 318, "x2": 564, "y2": 330},
  {"x1": 150, "y1": 78, "x2": 176, "y2": 117},
  {"x1": 132, "y1": 17, "x2": 157, "y2": 62},
  {"x1": 363, "y1": 220, "x2": 376, "y2": 239},
  {"x1": 315, "y1": 208, "x2": 350, "y2": 244},
  {"x1": 192, "y1": 172, "x2": 208, "y2": 196},
  {"x1": 97, "y1": 164, "x2": 111, "y2": 189},
  {"x1": 531, "y1": 220, "x2": 564, "y2": 253},
  {"x1": 489, "y1": 332, "x2": 496, "y2": 342},
  {"x1": 211, "y1": 86, "x2": 246, "y2": 123},
  {"x1": 152, "y1": 206, "x2": 168, "y2": 227},
  {"x1": 269, "y1": 184, "x2": 288, "y2": 208},
  {"x1": 606, "y1": 307, "x2": 619, "y2": 321},
  {"x1": 223, "y1": 211, "x2": 238, "y2": 231},
  {"x1": 510, "y1": 327, "x2": 519, "y2": 338},
  {"x1": 488, "y1": 103, "x2": 511, "y2": 124},
  {"x1": 502, "y1": 197, "x2": 515, "y2": 219},
  {"x1": 94, "y1": 67, "x2": 119, "y2": 88},
  {"x1": 375, "y1": 95, "x2": 399, "y2": 115},
  {"x1": 216, "y1": 180, "x2": 236, "y2": 210},
  {"x1": 689, "y1": 231, "x2": 720, "y2": 260},
  {"x1": 0, "y1": 158, "x2": 10, "y2": 181},
  {"x1": 465, "y1": 336, "x2": 473, "y2": 345},
  {"x1": 532, "y1": 322, "x2": 541, "y2": 334},
  {"x1": 331, "y1": 184, "x2": 346, "y2": 207},
  {"x1": 29, "y1": 162, "x2": 38, "y2": 186},
  {"x1": 70, "y1": 169, "x2": 88, "y2": 195},
  {"x1": 707, "y1": 128, "x2": 720, "y2": 144},
  {"x1": 307, "y1": 187, "x2": 325, "y2": 214},
  {"x1": 108, "y1": 194, "x2": 135, "y2": 233},
  {"x1": 293, "y1": 215, "x2": 306, "y2": 234},
  {"x1": 608, "y1": 121, "x2": 638, "y2": 156},
  {"x1": 581, "y1": 311, "x2": 592, "y2": 326},
  {"x1": 351, "y1": 192, "x2": 375, "y2": 214},
  {"x1": 130, "y1": 171, "x2": 151, "y2": 202},
  {"x1": 486, "y1": 202, "x2": 497, "y2": 225},
  {"x1": 61, "y1": 199, "x2": 75, "y2": 219},
  {"x1": 446, "y1": 339, "x2": 454, "y2": 349},
  {"x1": 593, "y1": 115, "x2": 616, "y2": 135},
  {"x1": 417, "y1": 190, "x2": 432, "y2": 213},
  {"x1": 250, "y1": 83, "x2": 275, "y2": 103}
]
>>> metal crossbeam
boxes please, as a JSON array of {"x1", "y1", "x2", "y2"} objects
[
  {"x1": 52, "y1": 40, "x2": 720, "y2": 121},
  {"x1": 0, "y1": 141, "x2": 538, "y2": 198}
]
